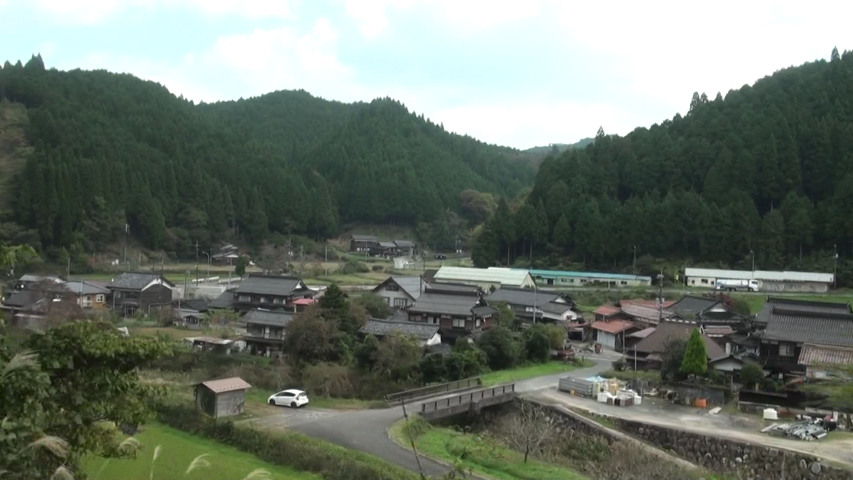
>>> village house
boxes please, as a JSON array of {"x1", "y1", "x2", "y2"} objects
[
  {"x1": 372, "y1": 275, "x2": 426, "y2": 308},
  {"x1": 63, "y1": 281, "x2": 110, "y2": 310},
  {"x1": 665, "y1": 295, "x2": 748, "y2": 325},
  {"x1": 230, "y1": 274, "x2": 315, "y2": 312},
  {"x1": 349, "y1": 234, "x2": 379, "y2": 252},
  {"x1": 359, "y1": 318, "x2": 441, "y2": 347},
  {"x1": 242, "y1": 308, "x2": 294, "y2": 356},
  {"x1": 755, "y1": 297, "x2": 853, "y2": 377},
  {"x1": 407, "y1": 283, "x2": 496, "y2": 343},
  {"x1": 628, "y1": 321, "x2": 725, "y2": 370},
  {"x1": 211, "y1": 244, "x2": 241, "y2": 266},
  {"x1": 485, "y1": 286, "x2": 579, "y2": 323},
  {"x1": 106, "y1": 272, "x2": 175, "y2": 317}
]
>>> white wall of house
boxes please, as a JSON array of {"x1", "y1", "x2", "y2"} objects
[
  {"x1": 712, "y1": 358, "x2": 743, "y2": 372},
  {"x1": 420, "y1": 333, "x2": 442, "y2": 347},
  {"x1": 596, "y1": 331, "x2": 617, "y2": 349},
  {"x1": 374, "y1": 286, "x2": 414, "y2": 308}
]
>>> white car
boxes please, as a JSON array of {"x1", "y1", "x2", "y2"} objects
[{"x1": 267, "y1": 389, "x2": 309, "y2": 408}]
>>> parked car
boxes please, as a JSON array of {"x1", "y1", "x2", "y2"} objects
[
  {"x1": 434, "y1": 254, "x2": 447, "y2": 260},
  {"x1": 268, "y1": 389, "x2": 310, "y2": 408}
]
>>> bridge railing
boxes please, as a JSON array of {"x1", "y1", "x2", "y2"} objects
[
  {"x1": 384, "y1": 377, "x2": 482, "y2": 405},
  {"x1": 420, "y1": 383, "x2": 516, "y2": 414}
]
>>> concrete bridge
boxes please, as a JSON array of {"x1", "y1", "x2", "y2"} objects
[{"x1": 420, "y1": 383, "x2": 516, "y2": 421}]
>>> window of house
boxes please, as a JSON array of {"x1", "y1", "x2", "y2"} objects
[
  {"x1": 700, "y1": 279, "x2": 708, "y2": 285},
  {"x1": 81, "y1": 296, "x2": 92, "y2": 307},
  {"x1": 394, "y1": 298, "x2": 407, "y2": 307},
  {"x1": 779, "y1": 343, "x2": 795, "y2": 357},
  {"x1": 452, "y1": 318, "x2": 465, "y2": 328},
  {"x1": 273, "y1": 297, "x2": 283, "y2": 304},
  {"x1": 620, "y1": 281, "x2": 627, "y2": 285},
  {"x1": 259, "y1": 297, "x2": 268, "y2": 304},
  {"x1": 441, "y1": 314, "x2": 451, "y2": 320},
  {"x1": 239, "y1": 295, "x2": 251, "y2": 302},
  {"x1": 386, "y1": 284, "x2": 399, "y2": 292},
  {"x1": 95, "y1": 294, "x2": 105, "y2": 303}
]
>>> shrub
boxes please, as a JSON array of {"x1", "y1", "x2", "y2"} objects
[
  {"x1": 355, "y1": 293, "x2": 391, "y2": 319},
  {"x1": 477, "y1": 327, "x2": 523, "y2": 370},
  {"x1": 680, "y1": 329, "x2": 708, "y2": 376},
  {"x1": 371, "y1": 264, "x2": 385, "y2": 272},
  {"x1": 303, "y1": 362, "x2": 356, "y2": 398},
  {"x1": 523, "y1": 325, "x2": 552, "y2": 363},
  {"x1": 739, "y1": 363, "x2": 765, "y2": 389},
  {"x1": 340, "y1": 260, "x2": 369, "y2": 274}
]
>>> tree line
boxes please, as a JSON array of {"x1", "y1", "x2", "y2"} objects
[
  {"x1": 0, "y1": 55, "x2": 534, "y2": 262},
  {"x1": 475, "y1": 48, "x2": 853, "y2": 279}
]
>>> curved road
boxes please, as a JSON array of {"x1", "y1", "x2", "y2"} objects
[{"x1": 243, "y1": 353, "x2": 617, "y2": 477}]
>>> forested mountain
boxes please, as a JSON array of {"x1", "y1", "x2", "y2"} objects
[
  {"x1": 474, "y1": 48, "x2": 853, "y2": 277},
  {"x1": 0, "y1": 55, "x2": 534, "y2": 260}
]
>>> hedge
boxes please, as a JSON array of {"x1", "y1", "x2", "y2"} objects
[{"x1": 156, "y1": 402, "x2": 419, "y2": 480}]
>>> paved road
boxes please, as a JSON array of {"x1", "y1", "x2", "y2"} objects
[{"x1": 243, "y1": 352, "x2": 618, "y2": 477}]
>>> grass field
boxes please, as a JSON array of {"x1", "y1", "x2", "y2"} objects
[
  {"x1": 389, "y1": 419, "x2": 587, "y2": 480},
  {"x1": 83, "y1": 423, "x2": 320, "y2": 480},
  {"x1": 480, "y1": 360, "x2": 594, "y2": 387}
]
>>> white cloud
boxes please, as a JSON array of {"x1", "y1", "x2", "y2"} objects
[{"x1": 30, "y1": 0, "x2": 292, "y2": 24}]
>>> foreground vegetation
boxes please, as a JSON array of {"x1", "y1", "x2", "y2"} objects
[
  {"x1": 389, "y1": 418, "x2": 587, "y2": 480},
  {"x1": 83, "y1": 423, "x2": 319, "y2": 480}
]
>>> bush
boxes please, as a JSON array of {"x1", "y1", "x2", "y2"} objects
[
  {"x1": 156, "y1": 402, "x2": 419, "y2": 480},
  {"x1": 341, "y1": 260, "x2": 370, "y2": 274},
  {"x1": 371, "y1": 264, "x2": 385, "y2": 272},
  {"x1": 523, "y1": 325, "x2": 552, "y2": 363},
  {"x1": 740, "y1": 363, "x2": 765, "y2": 389},
  {"x1": 355, "y1": 293, "x2": 391, "y2": 319},
  {"x1": 303, "y1": 363, "x2": 356, "y2": 398},
  {"x1": 477, "y1": 327, "x2": 523, "y2": 370}
]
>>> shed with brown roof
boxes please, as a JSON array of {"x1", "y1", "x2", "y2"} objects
[{"x1": 195, "y1": 377, "x2": 251, "y2": 418}]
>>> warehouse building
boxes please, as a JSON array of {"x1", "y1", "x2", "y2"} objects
[
  {"x1": 685, "y1": 268, "x2": 834, "y2": 293},
  {"x1": 529, "y1": 269, "x2": 652, "y2": 288},
  {"x1": 432, "y1": 266, "x2": 535, "y2": 290}
]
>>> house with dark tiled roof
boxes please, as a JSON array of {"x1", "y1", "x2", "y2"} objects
[
  {"x1": 756, "y1": 297, "x2": 853, "y2": 376},
  {"x1": 372, "y1": 275, "x2": 425, "y2": 309},
  {"x1": 666, "y1": 295, "x2": 747, "y2": 325},
  {"x1": 359, "y1": 319, "x2": 441, "y2": 346},
  {"x1": 350, "y1": 234, "x2": 379, "y2": 252},
  {"x1": 231, "y1": 274, "x2": 315, "y2": 312},
  {"x1": 407, "y1": 283, "x2": 496, "y2": 343},
  {"x1": 107, "y1": 272, "x2": 174, "y2": 317},
  {"x1": 242, "y1": 309, "x2": 295, "y2": 355},
  {"x1": 628, "y1": 321, "x2": 725, "y2": 370},
  {"x1": 486, "y1": 286, "x2": 579, "y2": 323}
]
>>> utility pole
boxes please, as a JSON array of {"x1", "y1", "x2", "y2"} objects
[
  {"x1": 66, "y1": 256, "x2": 70, "y2": 279},
  {"x1": 750, "y1": 249, "x2": 755, "y2": 273},
  {"x1": 834, "y1": 245, "x2": 839, "y2": 290},
  {"x1": 632, "y1": 245, "x2": 637, "y2": 275},
  {"x1": 195, "y1": 241, "x2": 199, "y2": 286},
  {"x1": 532, "y1": 282, "x2": 537, "y2": 324},
  {"x1": 203, "y1": 251, "x2": 211, "y2": 283},
  {"x1": 324, "y1": 245, "x2": 328, "y2": 277},
  {"x1": 123, "y1": 223, "x2": 128, "y2": 266}
]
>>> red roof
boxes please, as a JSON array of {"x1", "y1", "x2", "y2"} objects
[
  {"x1": 593, "y1": 305, "x2": 621, "y2": 317},
  {"x1": 293, "y1": 298, "x2": 316, "y2": 306},
  {"x1": 591, "y1": 319, "x2": 635, "y2": 334}
]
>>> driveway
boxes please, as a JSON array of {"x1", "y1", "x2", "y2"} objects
[{"x1": 243, "y1": 352, "x2": 619, "y2": 477}]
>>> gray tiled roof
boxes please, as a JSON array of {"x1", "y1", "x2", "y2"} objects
[
  {"x1": 108, "y1": 272, "x2": 172, "y2": 290},
  {"x1": 360, "y1": 319, "x2": 439, "y2": 340},
  {"x1": 763, "y1": 307, "x2": 853, "y2": 348},
  {"x1": 180, "y1": 298, "x2": 209, "y2": 312},
  {"x1": 242, "y1": 309, "x2": 295, "y2": 327},
  {"x1": 632, "y1": 321, "x2": 725, "y2": 358},
  {"x1": 3, "y1": 290, "x2": 39, "y2": 308},
  {"x1": 391, "y1": 276, "x2": 423, "y2": 300},
  {"x1": 209, "y1": 289, "x2": 235, "y2": 309},
  {"x1": 351, "y1": 235, "x2": 379, "y2": 242},
  {"x1": 394, "y1": 240, "x2": 415, "y2": 248},
  {"x1": 666, "y1": 296, "x2": 721, "y2": 317},
  {"x1": 63, "y1": 281, "x2": 110, "y2": 295},
  {"x1": 236, "y1": 275, "x2": 311, "y2": 297},
  {"x1": 486, "y1": 287, "x2": 560, "y2": 307},
  {"x1": 408, "y1": 292, "x2": 483, "y2": 316},
  {"x1": 378, "y1": 241, "x2": 396, "y2": 248},
  {"x1": 755, "y1": 297, "x2": 851, "y2": 325},
  {"x1": 425, "y1": 282, "x2": 480, "y2": 295}
]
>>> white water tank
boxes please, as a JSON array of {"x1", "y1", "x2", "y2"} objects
[{"x1": 763, "y1": 408, "x2": 778, "y2": 420}]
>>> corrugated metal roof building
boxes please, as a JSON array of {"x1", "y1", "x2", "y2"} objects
[
  {"x1": 529, "y1": 269, "x2": 652, "y2": 287},
  {"x1": 685, "y1": 268, "x2": 834, "y2": 293},
  {"x1": 433, "y1": 267, "x2": 535, "y2": 289}
]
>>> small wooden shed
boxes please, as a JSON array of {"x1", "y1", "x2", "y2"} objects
[{"x1": 195, "y1": 377, "x2": 251, "y2": 418}]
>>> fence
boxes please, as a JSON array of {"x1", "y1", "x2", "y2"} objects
[
  {"x1": 384, "y1": 377, "x2": 482, "y2": 404},
  {"x1": 420, "y1": 383, "x2": 515, "y2": 415}
]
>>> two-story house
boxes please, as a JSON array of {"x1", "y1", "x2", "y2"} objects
[
  {"x1": 485, "y1": 286, "x2": 579, "y2": 324},
  {"x1": 372, "y1": 275, "x2": 425, "y2": 308},
  {"x1": 406, "y1": 282, "x2": 496, "y2": 343},
  {"x1": 350, "y1": 235, "x2": 379, "y2": 252},
  {"x1": 756, "y1": 297, "x2": 853, "y2": 377},
  {"x1": 106, "y1": 272, "x2": 174, "y2": 316},
  {"x1": 63, "y1": 281, "x2": 110, "y2": 310},
  {"x1": 231, "y1": 274, "x2": 315, "y2": 312},
  {"x1": 242, "y1": 309, "x2": 294, "y2": 356}
]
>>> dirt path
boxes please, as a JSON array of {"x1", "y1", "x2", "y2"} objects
[{"x1": 533, "y1": 389, "x2": 853, "y2": 469}]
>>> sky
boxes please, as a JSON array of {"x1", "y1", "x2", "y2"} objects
[{"x1": 2, "y1": 1, "x2": 852, "y2": 149}]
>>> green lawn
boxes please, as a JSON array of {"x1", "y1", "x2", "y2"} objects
[
  {"x1": 481, "y1": 361, "x2": 594, "y2": 387},
  {"x1": 389, "y1": 419, "x2": 587, "y2": 480},
  {"x1": 83, "y1": 422, "x2": 320, "y2": 480}
]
